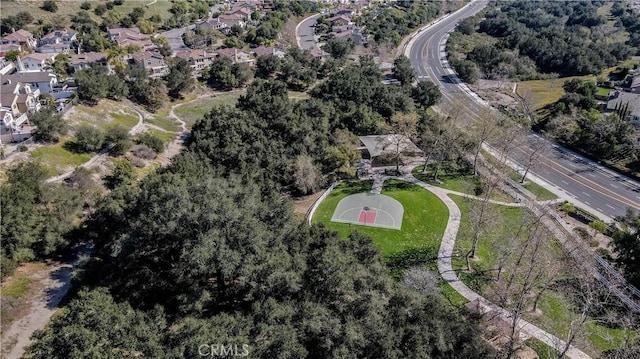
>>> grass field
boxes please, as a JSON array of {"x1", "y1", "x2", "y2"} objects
[
  {"x1": 449, "y1": 194, "x2": 532, "y2": 290},
  {"x1": 313, "y1": 179, "x2": 449, "y2": 257},
  {"x1": 412, "y1": 166, "x2": 515, "y2": 203},
  {"x1": 517, "y1": 75, "x2": 596, "y2": 110},
  {"x1": 526, "y1": 290, "x2": 637, "y2": 356},
  {"x1": 145, "y1": 128, "x2": 176, "y2": 144},
  {"x1": 144, "y1": 115, "x2": 181, "y2": 133},
  {"x1": 174, "y1": 91, "x2": 245, "y2": 128},
  {"x1": 30, "y1": 141, "x2": 92, "y2": 176},
  {"x1": 450, "y1": 193, "x2": 635, "y2": 355},
  {"x1": 66, "y1": 100, "x2": 139, "y2": 132},
  {"x1": 312, "y1": 179, "x2": 468, "y2": 306}
]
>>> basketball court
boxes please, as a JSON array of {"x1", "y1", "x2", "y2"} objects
[{"x1": 331, "y1": 193, "x2": 404, "y2": 230}]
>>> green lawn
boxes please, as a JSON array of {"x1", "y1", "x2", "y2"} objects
[
  {"x1": 30, "y1": 142, "x2": 92, "y2": 176},
  {"x1": 450, "y1": 193, "x2": 634, "y2": 355},
  {"x1": 525, "y1": 338, "x2": 559, "y2": 359},
  {"x1": 174, "y1": 91, "x2": 245, "y2": 129},
  {"x1": 508, "y1": 172, "x2": 558, "y2": 201},
  {"x1": 146, "y1": 128, "x2": 176, "y2": 144},
  {"x1": 596, "y1": 87, "x2": 611, "y2": 97},
  {"x1": 449, "y1": 194, "x2": 532, "y2": 289},
  {"x1": 145, "y1": 115, "x2": 181, "y2": 133},
  {"x1": 412, "y1": 166, "x2": 515, "y2": 202},
  {"x1": 312, "y1": 179, "x2": 466, "y2": 305},
  {"x1": 313, "y1": 179, "x2": 449, "y2": 257},
  {"x1": 1, "y1": 276, "x2": 31, "y2": 299},
  {"x1": 526, "y1": 291, "x2": 637, "y2": 356}
]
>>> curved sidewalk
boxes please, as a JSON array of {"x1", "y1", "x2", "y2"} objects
[{"x1": 402, "y1": 173, "x2": 591, "y2": 359}]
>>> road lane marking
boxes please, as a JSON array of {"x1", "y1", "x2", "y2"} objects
[
  {"x1": 509, "y1": 145, "x2": 640, "y2": 210},
  {"x1": 581, "y1": 192, "x2": 591, "y2": 197},
  {"x1": 610, "y1": 183, "x2": 619, "y2": 189},
  {"x1": 561, "y1": 180, "x2": 569, "y2": 185},
  {"x1": 606, "y1": 204, "x2": 615, "y2": 210}
]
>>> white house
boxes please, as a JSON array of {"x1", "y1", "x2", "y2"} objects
[
  {"x1": 18, "y1": 53, "x2": 58, "y2": 72},
  {"x1": 5, "y1": 71, "x2": 58, "y2": 94}
]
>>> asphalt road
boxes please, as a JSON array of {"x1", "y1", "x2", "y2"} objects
[
  {"x1": 407, "y1": 0, "x2": 640, "y2": 220},
  {"x1": 296, "y1": 14, "x2": 321, "y2": 50},
  {"x1": 159, "y1": 25, "x2": 194, "y2": 54}
]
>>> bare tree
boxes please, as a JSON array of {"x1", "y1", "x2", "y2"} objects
[
  {"x1": 388, "y1": 112, "x2": 419, "y2": 173},
  {"x1": 470, "y1": 109, "x2": 501, "y2": 175},
  {"x1": 520, "y1": 134, "x2": 547, "y2": 184},
  {"x1": 402, "y1": 267, "x2": 440, "y2": 294}
]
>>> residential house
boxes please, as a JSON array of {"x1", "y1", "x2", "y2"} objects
[
  {"x1": 5, "y1": 71, "x2": 58, "y2": 94},
  {"x1": 0, "y1": 43, "x2": 21, "y2": 58},
  {"x1": 228, "y1": 7, "x2": 252, "y2": 19},
  {"x1": 252, "y1": 46, "x2": 286, "y2": 59},
  {"x1": 17, "y1": 53, "x2": 58, "y2": 72},
  {"x1": 330, "y1": 28, "x2": 364, "y2": 43},
  {"x1": 68, "y1": 52, "x2": 110, "y2": 73},
  {"x1": 196, "y1": 16, "x2": 229, "y2": 31},
  {"x1": 606, "y1": 90, "x2": 640, "y2": 126},
  {"x1": 333, "y1": 8, "x2": 356, "y2": 17},
  {"x1": 107, "y1": 27, "x2": 156, "y2": 52},
  {"x1": 231, "y1": 1, "x2": 258, "y2": 13},
  {"x1": 131, "y1": 51, "x2": 168, "y2": 77},
  {"x1": 309, "y1": 47, "x2": 330, "y2": 61},
  {"x1": 326, "y1": 15, "x2": 352, "y2": 26},
  {"x1": 217, "y1": 13, "x2": 247, "y2": 28},
  {"x1": 1, "y1": 29, "x2": 37, "y2": 50},
  {"x1": 176, "y1": 49, "x2": 217, "y2": 75},
  {"x1": 216, "y1": 48, "x2": 255, "y2": 65},
  {"x1": 36, "y1": 29, "x2": 77, "y2": 54},
  {"x1": 0, "y1": 79, "x2": 40, "y2": 121}
]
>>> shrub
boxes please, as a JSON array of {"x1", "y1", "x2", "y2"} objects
[
  {"x1": 18, "y1": 145, "x2": 28, "y2": 152},
  {"x1": 560, "y1": 202, "x2": 576, "y2": 214},
  {"x1": 94, "y1": 4, "x2": 107, "y2": 15},
  {"x1": 104, "y1": 126, "x2": 132, "y2": 156},
  {"x1": 41, "y1": 0, "x2": 58, "y2": 12},
  {"x1": 132, "y1": 144, "x2": 156, "y2": 160},
  {"x1": 136, "y1": 132, "x2": 164, "y2": 153},
  {"x1": 473, "y1": 179, "x2": 485, "y2": 196},
  {"x1": 74, "y1": 125, "x2": 104, "y2": 153},
  {"x1": 103, "y1": 158, "x2": 135, "y2": 189},
  {"x1": 128, "y1": 155, "x2": 147, "y2": 168},
  {"x1": 589, "y1": 220, "x2": 608, "y2": 234},
  {"x1": 80, "y1": 1, "x2": 91, "y2": 10}
]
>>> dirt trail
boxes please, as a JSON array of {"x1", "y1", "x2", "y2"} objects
[{"x1": 1, "y1": 246, "x2": 90, "y2": 359}]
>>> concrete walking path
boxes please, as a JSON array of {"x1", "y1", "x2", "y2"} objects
[{"x1": 401, "y1": 173, "x2": 591, "y2": 359}]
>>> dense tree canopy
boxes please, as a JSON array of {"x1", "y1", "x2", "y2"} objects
[
  {"x1": 1, "y1": 162, "x2": 84, "y2": 277},
  {"x1": 450, "y1": 0, "x2": 633, "y2": 79},
  {"x1": 29, "y1": 154, "x2": 494, "y2": 358}
]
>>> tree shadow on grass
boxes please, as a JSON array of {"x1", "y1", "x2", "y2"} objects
[
  {"x1": 334, "y1": 180, "x2": 374, "y2": 195},
  {"x1": 383, "y1": 180, "x2": 422, "y2": 192}
]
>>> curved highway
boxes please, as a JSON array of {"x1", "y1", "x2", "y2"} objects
[{"x1": 406, "y1": 0, "x2": 640, "y2": 221}]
